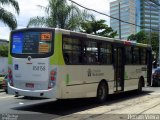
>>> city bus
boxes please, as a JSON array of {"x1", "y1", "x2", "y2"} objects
[{"x1": 8, "y1": 28, "x2": 152, "y2": 103}]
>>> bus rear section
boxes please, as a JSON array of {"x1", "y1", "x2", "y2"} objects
[{"x1": 8, "y1": 28, "x2": 57, "y2": 99}]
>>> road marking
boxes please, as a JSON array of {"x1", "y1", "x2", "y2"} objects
[{"x1": 19, "y1": 102, "x2": 24, "y2": 105}]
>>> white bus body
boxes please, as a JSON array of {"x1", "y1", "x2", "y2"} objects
[{"x1": 8, "y1": 28, "x2": 152, "y2": 102}]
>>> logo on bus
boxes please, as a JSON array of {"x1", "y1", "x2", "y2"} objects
[
  {"x1": 87, "y1": 69, "x2": 104, "y2": 77},
  {"x1": 88, "y1": 69, "x2": 92, "y2": 77},
  {"x1": 28, "y1": 56, "x2": 32, "y2": 61}
]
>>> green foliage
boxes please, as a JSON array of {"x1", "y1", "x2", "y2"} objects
[
  {"x1": 128, "y1": 31, "x2": 148, "y2": 44},
  {"x1": 128, "y1": 31, "x2": 159, "y2": 57},
  {"x1": 0, "y1": 0, "x2": 19, "y2": 30},
  {"x1": 0, "y1": 45, "x2": 8, "y2": 57},
  {"x1": 27, "y1": 0, "x2": 93, "y2": 30},
  {"x1": 151, "y1": 32, "x2": 159, "y2": 56},
  {"x1": 80, "y1": 19, "x2": 117, "y2": 38}
]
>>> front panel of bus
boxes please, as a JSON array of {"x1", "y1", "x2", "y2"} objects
[{"x1": 8, "y1": 28, "x2": 56, "y2": 99}]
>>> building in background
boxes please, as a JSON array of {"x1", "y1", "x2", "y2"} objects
[
  {"x1": 110, "y1": 0, "x2": 136, "y2": 39},
  {"x1": 139, "y1": 0, "x2": 159, "y2": 33},
  {"x1": 110, "y1": 0, "x2": 160, "y2": 39}
]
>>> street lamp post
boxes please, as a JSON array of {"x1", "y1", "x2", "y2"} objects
[
  {"x1": 149, "y1": 3, "x2": 152, "y2": 45},
  {"x1": 119, "y1": 2, "x2": 121, "y2": 39}
]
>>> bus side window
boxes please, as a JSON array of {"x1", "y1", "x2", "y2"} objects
[
  {"x1": 63, "y1": 36, "x2": 82, "y2": 65},
  {"x1": 132, "y1": 47, "x2": 140, "y2": 65},
  {"x1": 89, "y1": 54, "x2": 97, "y2": 64},
  {"x1": 72, "y1": 52, "x2": 81, "y2": 64},
  {"x1": 125, "y1": 46, "x2": 132, "y2": 64},
  {"x1": 99, "y1": 42, "x2": 112, "y2": 65},
  {"x1": 82, "y1": 53, "x2": 87, "y2": 63},
  {"x1": 84, "y1": 40, "x2": 98, "y2": 65},
  {"x1": 140, "y1": 48, "x2": 147, "y2": 65},
  {"x1": 64, "y1": 53, "x2": 70, "y2": 64}
]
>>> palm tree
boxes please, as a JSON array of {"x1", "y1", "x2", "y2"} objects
[
  {"x1": 27, "y1": 0, "x2": 93, "y2": 30},
  {"x1": 0, "y1": 0, "x2": 20, "y2": 30},
  {"x1": 80, "y1": 19, "x2": 117, "y2": 38}
]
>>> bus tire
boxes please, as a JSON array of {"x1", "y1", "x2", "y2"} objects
[
  {"x1": 137, "y1": 79, "x2": 143, "y2": 93},
  {"x1": 96, "y1": 81, "x2": 108, "y2": 103},
  {"x1": 152, "y1": 81, "x2": 156, "y2": 87}
]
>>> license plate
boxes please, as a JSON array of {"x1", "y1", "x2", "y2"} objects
[{"x1": 26, "y1": 83, "x2": 34, "y2": 88}]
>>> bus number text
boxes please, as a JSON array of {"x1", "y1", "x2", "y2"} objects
[{"x1": 33, "y1": 66, "x2": 46, "y2": 71}]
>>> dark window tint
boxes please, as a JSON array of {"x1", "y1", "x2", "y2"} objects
[
  {"x1": 125, "y1": 46, "x2": 132, "y2": 64},
  {"x1": 63, "y1": 35, "x2": 113, "y2": 65},
  {"x1": 83, "y1": 41, "x2": 98, "y2": 64},
  {"x1": 99, "y1": 43, "x2": 112, "y2": 64},
  {"x1": 140, "y1": 48, "x2": 147, "y2": 65},
  {"x1": 133, "y1": 47, "x2": 140, "y2": 64},
  {"x1": 63, "y1": 37, "x2": 82, "y2": 64}
]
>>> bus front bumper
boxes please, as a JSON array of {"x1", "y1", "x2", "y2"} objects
[{"x1": 8, "y1": 84, "x2": 57, "y2": 100}]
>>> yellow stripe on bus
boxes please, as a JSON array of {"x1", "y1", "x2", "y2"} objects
[{"x1": 50, "y1": 33, "x2": 65, "y2": 65}]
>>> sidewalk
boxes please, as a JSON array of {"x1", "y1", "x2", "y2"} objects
[
  {"x1": 0, "y1": 89, "x2": 4, "y2": 93},
  {"x1": 52, "y1": 93, "x2": 160, "y2": 120}
]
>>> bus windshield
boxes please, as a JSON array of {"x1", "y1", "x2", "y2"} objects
[{"x1": 11, "y1": 30, "x2": 53, "y2": 58}]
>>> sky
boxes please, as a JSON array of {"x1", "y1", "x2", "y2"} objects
[{"x1": 0, "y1": 0, "x2": 115, "y2": 40}]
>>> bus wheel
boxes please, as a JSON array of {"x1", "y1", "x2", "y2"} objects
[
  {"x1": 96, "y1": 82, "x2": 108, "y2": 103},
  {"x1": 137, "y1": 79, "x2": 143, "y2": 93}
]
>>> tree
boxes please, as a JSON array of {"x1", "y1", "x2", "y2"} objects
[
  {"x1": 128, "y1": 31, "x2": 159, "y2": 57},
  {"x1": 151, "y1": 32, "x2": 159, "y2": 57},
  {"x1": 128, "y1": 31, "x2": 148, "y2": 44},
  {"x1": 27, "y1": 0, "x2": 93, "y2": 30},
  {"x1": 0, "y1": 45, "x2": 8, "y2": 57},
  {"x1": 0, "y1": 0, "x2": 20, "y2": 30},
  {"x1": 80, "y1": 19, "x2": 117, "y2": 38}
]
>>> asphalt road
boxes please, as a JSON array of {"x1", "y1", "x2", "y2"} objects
[{"x1": 0, "y1": 87, "x2": 159, "y2": 120}]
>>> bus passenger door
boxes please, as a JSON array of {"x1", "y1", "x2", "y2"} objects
[{"x1": 114, "y1": 47, "x2": 124, "y2": 92}]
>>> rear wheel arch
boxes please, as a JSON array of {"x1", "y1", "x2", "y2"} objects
[{"x1": 96, "y1": 79, "x2": 109, "y2": 103}]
